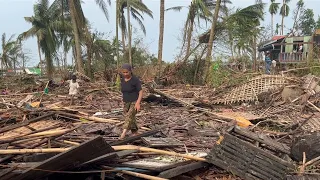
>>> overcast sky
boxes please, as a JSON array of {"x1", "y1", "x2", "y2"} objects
[{"x1": 0, "y1": 0, "x2": 320, "y2": 67}]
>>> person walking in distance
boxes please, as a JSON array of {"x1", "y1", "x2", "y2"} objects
[
  {"x1": 119, "y1": 64, "x2": 143, "y2": 139},
  {"x1": 68, "y1": 75, "x2": 79, "y2": 105},
  {"x1": 265, "y1": 51, "x2": 272, "y2": 74}
]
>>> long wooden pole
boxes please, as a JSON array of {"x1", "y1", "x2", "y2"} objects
[{"x1": 0, "y1": 145, "x2": 206, "y2": 162}]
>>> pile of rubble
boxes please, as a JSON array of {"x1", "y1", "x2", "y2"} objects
[{"x1": 1, "y1": 73, "x2": 320, "y2": 180}]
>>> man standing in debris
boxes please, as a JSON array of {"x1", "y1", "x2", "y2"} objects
[
  {"x1": 265, "y1": 51, "x2": 272, "y2": 74},
  {"x1": 119, "y1": 64, "x2": 143, "y2": 139}
]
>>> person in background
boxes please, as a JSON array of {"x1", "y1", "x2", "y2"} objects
[
  {"x1": 119, "y1": 64, "x2": 143, "y2": 139},
  {"x1": 265, "y1": 51, "x2": 272, "y2": 75},
  {"x1": 69, "y1": 75, "x2": 79, "y2": 105}
]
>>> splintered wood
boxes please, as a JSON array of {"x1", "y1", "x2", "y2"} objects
[
  {"x1": 0, "y1": 120, "x2": 61, "y2": 140},
  {"x1": 213, "y1": 75, "x2": 296, "y2": 104}
]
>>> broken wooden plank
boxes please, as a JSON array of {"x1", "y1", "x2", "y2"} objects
[
  {"x1": 13, "y1": 136, "x2": 114, "y2": 180},
  {"x1": 110, "y1": 129, "x2": 160, "y2": 146},
  {"x1": 141, "y1": 137, "x2": 184, "y2": 148},
  {"x1": 233, "y1": 126, "x2": 291, "y2": 154},
  {"x1": 158, "y1": 162, "x2": 209, "y2": 179},
  {"x1": 0, "y1": 113, "x2": 55, "y2": 134},
  {"x1": 17, "y1": 95, "x2": 34, "y2": 108},
  {"x1": 23, "y1": 153, "x2": 58, "y2": 162}
]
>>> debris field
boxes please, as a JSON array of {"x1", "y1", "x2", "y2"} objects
[{"x1": 0, "y1": 73, "x2": 320, "y2": 180}]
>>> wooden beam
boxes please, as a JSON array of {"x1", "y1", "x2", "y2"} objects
[{"x1": 13, "y1": 136, "x2": 114, "y2": 180}]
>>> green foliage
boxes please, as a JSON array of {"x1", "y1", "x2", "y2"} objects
[
  {"x1": 21, "y1": 0, "x2": 71, "y2": 78},
  {"x1": 115, "y1": 74, "x2": 121, "y2": 91},
  {"x1": 269, "y1": 0, "x2": 280, "y2": 15},
  {"x1": 1, "y1": 33, "x2": 22, "y2": 69},
  {"x1": 300, "y1": 9, "x2": 316, "y2": 35},
  {"x1": 316, "y1": 16, "x2": 320, "y2": 29},
  {"x1": 118, "y1": 0, "x2": 153, "y2": 36},
  {"x1": 280, "y1": 0, "x2": 291, "y2": 17},
  {"x1": 207, "y1": 59, "x2": 230, "y2": 87}
]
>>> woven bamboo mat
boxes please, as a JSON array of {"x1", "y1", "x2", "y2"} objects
[{"x1": 213, "y1": 75, "x2": 297, "y2": 104}]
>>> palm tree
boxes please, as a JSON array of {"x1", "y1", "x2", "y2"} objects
[
  {"x1": 184, "y1": 0, "x2": 211, "y2": 61},
  {"x1": 157, "y1": 0, "x2": 165, "y2": 77},
  {"x1": 280, "y1": 0, "x2": 291, "y2": 35},
  {"x1": 269, "y1": 0, "x2": 280, "y2": 36},
  {"x1": 205, "y1": 0, "x2": 221, "y2": 82},
  {"x1": 53, "y1": 0, "x2": 111, "y2": 75},
  {"x1": 177, "y1": 0, "x2": 231, "y2": 62},
  {"x1": 1, "y1": 33, "x2": 21, "y2": 70},
  {"x1": 117, "y1": 0, "x2": 153, "y2": 55},
  {"x1": 21, "y1": 0, "x2": 69, "y2": 78},
  {"x1": 68, "y1": 0, "x2": 84, "y2": 74}
]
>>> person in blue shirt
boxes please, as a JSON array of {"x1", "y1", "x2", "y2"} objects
[{"x1": 265, "y1": 51, "x2": 272, "y2": 74}]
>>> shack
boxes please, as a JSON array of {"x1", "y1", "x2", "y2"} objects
[{"x1": 258, "y1": 29, "x2": 320, "y2": 64}]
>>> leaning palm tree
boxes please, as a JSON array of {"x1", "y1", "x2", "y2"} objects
[
  {"x1": 204, "y1": 0, "x2": 222, "y2": 82},
  {"x1": 269, "y1": 0, "x2": 280, "y2": 36},
  {"x1": 184, "y1": 0, "x2": 211, "y2": 61},
  {"x1": 117, "y1": 0, "x2": 153, "y2": 55},
  {"x1": 280, "y1": 0, "x2": 291, "y2": 35},
  {"x1": 21, "y1": 0, "x2": 69, "y2": 78},
  {"x1": 176, "y1": 0, "x2": 231, "y2": 61}
]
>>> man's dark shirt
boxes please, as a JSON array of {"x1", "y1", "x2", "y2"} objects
[{"x1": 120, "y1": 75, "x2": 142, "y2": 103}]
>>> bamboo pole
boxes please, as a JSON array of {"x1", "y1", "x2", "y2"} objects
[
  {"x1": 0, "y1": 145, "x2": 206, "y2": 162},
  {"x1": 26, "y1": 129, "x2": 69, "y2": 138},
  {"x1": 57, "y1": 111, "x2": 120, "y2": 123},
  {"x1": 63, "y1": 140, "x2": 80, "y2": 146},
  {"x1": 0, "y1": 148, "x2": 70, "y2": 154},
  {"x1": 112, "y1": 145, "x2": 206, "y2": 161}
]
